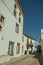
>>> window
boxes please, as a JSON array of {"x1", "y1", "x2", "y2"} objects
[
  {"x1": 14, "y1": 4, "x2": 17, "y2": 17},
  {"x1": 22, "y1": 35, "x2": 24, "y2": 42},
  {"x1": 19, "y1": 12, "x2": 21, "y2": 16},
  {"x1": 19, "y1": 17, "x2": 21, "y2": 23},
  {"x1": 14, "y1": 9, "x2": 16, "y2": 17},
  {"x1": 0, "y1": 15, "x2": 4, "y2": 22},
  {"x1": 0, "y1": 25, "x2": 2, "y2": 31},
  {"x1": 15, "y1": 23, "x2": 19, "y2": 33},
  {"x1": 14, "y1": 4, "x2": 17, "y2": 9},
  {"x1": 0, "y1": 16, "x2": 2, "y2": 22},
  {"x1": 0, "y1": 14, "x2": 5, "y2": 31},
  {"x1": 19, "y1": 12, "x2": 21, "y2": 24},
  {"x1": 8, "y1": 41, "x2": 14, "y2": 56},
  {"x1": 16, "y1": 43, "x2": 20, "y2": 54}
]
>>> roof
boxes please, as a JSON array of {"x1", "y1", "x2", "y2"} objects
[
  {"x1": 15, "y1": 0, "x2": 24, "y2": 16},
  {"x1": 23, "y1": 32, "x2": 36, "y2": 40}
]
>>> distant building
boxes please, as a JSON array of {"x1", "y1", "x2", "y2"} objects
[
  {"x1": 41, "y1": 29, "x2": 43, "y2": 57},
  {"x1": 22, "y1": 33, "x2": 38, "y2": 54},
  {"x1": 33, "y1": 41, "x2": 40, "y2": 53},
  {"x1": 22, "y1": 33, "x2": 27, "y2": 55}
]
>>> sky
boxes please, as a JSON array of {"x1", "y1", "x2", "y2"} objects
[{"x1": 19, "y1": 0, "x2": 43, "y2": 42}]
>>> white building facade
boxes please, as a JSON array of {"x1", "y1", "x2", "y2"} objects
[
  {"x1": 22, "y1": 33, "x2": 27, "y2": 55},
  {"x1": 41, "y1": 29, "x2": 43, "y2": 57},
  {"x1": 22, "y1": 33, "x2": 38, "y2": 55},
  {"x1": 0, "y1": 0, "x2": 24, "y2": 57},
  {"x1": 32, "y1": 40, "x2": 38, "y2": 53}
]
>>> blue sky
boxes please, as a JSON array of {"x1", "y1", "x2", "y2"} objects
[{"x1": 19, "y1": 0, "x2": 43, "y2": 42}]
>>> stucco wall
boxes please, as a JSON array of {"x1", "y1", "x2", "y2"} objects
[
  {"x1": 22, "y1": 35, "x2": 27, "y2": 55},
  {"x1": 0, "y1": 0, "x2": 23, "y2": 57}
]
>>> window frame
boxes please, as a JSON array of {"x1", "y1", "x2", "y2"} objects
[
  {"x1": 0, "y1": 25, "x2": 2, "y2": 31},
  {"x1": 16, "y1": 43, "x2": 20, "y2": 54},
  {"x1": 19, "y1": 12, "x2": 21, "y2": 24},
  {"x1": 0, "y1": 15, "x2": 4, "y2": 23},
  {"x1": 8, "y1": 41, "x2": 14, "y2": 56},
  {"x1": 0, "y1": 13, "x2": 5, "y2": 31},
  {"x1": 14, "y1": 4, "x2": 17, "y2": 17},
  {"x1": 15, "y1": 23, "x2": 19, "y2": 34},
  {"x1": 14, "y1": 9, "x2": 16, "y2": 17}
]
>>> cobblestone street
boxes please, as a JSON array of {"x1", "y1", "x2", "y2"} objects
[
  {"x1": 12, "y1": 54, "x2": 43, "y2": 65},
  {"x1": 17, "y1": 55, "x2": 40, "y2": 65},
  {"x1": 0, "y1": 54, "x2": 43, "y2": 65}
]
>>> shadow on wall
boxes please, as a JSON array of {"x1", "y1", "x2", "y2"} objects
[{"x1": 33, "y1": 53, "x2": 43, "y2": 65}]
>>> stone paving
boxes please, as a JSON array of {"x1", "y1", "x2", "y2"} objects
[
  {"x1": 17, "y1": 55, "x2": 40, "y2": 65},
  {"x1": 0, "y1": 54, "x2": 43, "y2": 65}
]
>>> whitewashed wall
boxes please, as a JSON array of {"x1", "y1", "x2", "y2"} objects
[
  {"x1": 22, "y1": 35, "x2": 27, "y2": 55},
  {"x1": 32, "y1": 39, "x2": 35, "y2": 52},
  {"x1": 0, "y1": 0, "x2": 24, "y2": 57},
  {"x1": 28, "y1": 38, "x2": 31, "y2": 44}
]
